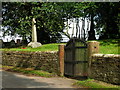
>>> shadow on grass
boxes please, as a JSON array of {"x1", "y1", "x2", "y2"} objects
[{"x1": 98, "y1": 39, "x2": 120, "y2": 46}]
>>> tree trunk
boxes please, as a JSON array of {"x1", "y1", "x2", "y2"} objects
[
  {"x1": 88, "y1": 14, "x2": 96, "y2": 40},
  {"x1": 71, "y1": 18, "x2": 74, "y2": 38}
]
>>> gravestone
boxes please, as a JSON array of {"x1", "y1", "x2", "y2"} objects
[
  {"x1": 16, "y1": 39, "x2": 21, "y2": 46},
  {"x1": 10, "y1": 40, "x2": 16, "y2": 47},
  {"x1": 28, "y1": 18, "x2": 42, "y2": 48},
  {"x1": 0, "y1": 39, "x2": 4, "y2": 48},
  {"x1": 21, "y1": 39, "x2": 28, "y2": 46}
]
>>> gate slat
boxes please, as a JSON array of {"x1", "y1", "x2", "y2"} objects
[{"x1": 64, "y1": 38, "x2": 88, "y2": 77}]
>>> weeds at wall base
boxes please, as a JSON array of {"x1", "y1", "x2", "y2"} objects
[
  {"x1": 73, "y1": 79, "x2": 120, "y2": 89},
  {"x1": 2, "y1": 65, "x2": 57, "y2": 78}
]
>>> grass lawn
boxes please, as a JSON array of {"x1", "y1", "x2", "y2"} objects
[
  {"x1": 96, "y1": 39, "x2": 120, "y2": 54},
  {"x1": 1, "y1": 43, "x2": 65, "y2": 52},
  {"x1": 1, "y1": 39, "x2": 120, "y2": 54},
  {"x1": 74, "y1": 79, "x2": 120, "y2": 89}
]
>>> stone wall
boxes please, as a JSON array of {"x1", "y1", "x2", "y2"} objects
[
  {"x1": 89, "y1": 54, "x2": 120, "y2": 85},
  {"x1": 2, "y1": 51, "x2": 59, "y2": 74}
]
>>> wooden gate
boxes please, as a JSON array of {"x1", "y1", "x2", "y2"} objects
[{"x1": 64, "y1": 38, "x2": 88, "y2": 77}]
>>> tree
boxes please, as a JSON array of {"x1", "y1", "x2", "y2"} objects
[
  {"x1": 2, "y1": 2, "x2": 65, "y2": 44},
  {"x1": 95, "y1": 2, "x2": 120, "y2": 39},
  {"x1": 2, "y1": 2, "x2": 119, "y2": 43},
  {"x1": 2, "y1": 2, "x2": 34, "y2": 41},
  {"x1": 74, "y1": 2, "x2": 120, "y2": 40},
  {"x1": 73, "y1": 2, "x2": 97, "y2": 40}
]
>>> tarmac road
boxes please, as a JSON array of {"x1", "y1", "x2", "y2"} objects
[{"x1": 1, "y1": 70, "x2": 77, "y2": 89}]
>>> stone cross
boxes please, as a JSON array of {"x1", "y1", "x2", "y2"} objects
[
  {"x1": 32, "y1": 18, "x2": 37, "y2": 42},
  {"x1": 28, "y1": 18, "x2": 42, "y2": 48}
]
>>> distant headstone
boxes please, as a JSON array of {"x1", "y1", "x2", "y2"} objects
[
  {"x1": 21, "y1": 39, "x2": 28, "y2": 46},
  {"x1": 10, "y1": 40, "x2": 16, "y2": 47},
  {"x1": 28, "y1": 18, "x2": 42, "y2": 48},
  {"x1": 0, "y1": 39, "x2": 4, "y2": 48},
  {"x1": 16, "y1": 39, "x2": 21, "y2": 46}
]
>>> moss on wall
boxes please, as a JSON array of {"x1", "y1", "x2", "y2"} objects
[{"x1": 2, "y1": 51, "x2": 59, "y2": 74}]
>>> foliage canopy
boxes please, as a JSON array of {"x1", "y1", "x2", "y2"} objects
[{"x1": 2, "y1": 2, "x2": 120, "y2": 43}]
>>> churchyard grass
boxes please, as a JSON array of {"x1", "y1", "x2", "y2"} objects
[
  {"x1": 100, "y1": 44, "x2": 119, "y2": 54},
  {"x1": 88, "y1": 39, "x2": 119, "y2": 54},
  {"x1": 97, "y1": 39, "x2": 120, "y2": 54},
  {"x1": 74, "y1": 79, "x2": 120, "y2": 89},
  {"x1": 1, "y1": 43, "x2": 65, "y2": 52},
  {"x1": 1, "y1": 39, "x2": 119, "y2": 54}
]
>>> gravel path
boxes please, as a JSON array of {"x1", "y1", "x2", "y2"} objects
[{"x1": 1, "y1": 70, "x2": 78, "y2": 88}]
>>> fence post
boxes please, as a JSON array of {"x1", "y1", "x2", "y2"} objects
[
  {"x1": 58, "y1": 44, "x2": 65, "y2": 76},
  {"x1": 87, "y1": 41, "x2": 100, "y2": 77}
]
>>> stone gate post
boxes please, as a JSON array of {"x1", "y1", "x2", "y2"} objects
[{"x1": 87, "y1": 41, "x2": 100, "y2": 77}]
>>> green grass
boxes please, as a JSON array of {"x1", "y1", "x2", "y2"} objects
[
  {"x1": 100, "y1": 45, "x2": 119, "y2": 54},
  {"x1": 1, "y1": 43, "x2": 65, "y2": 52},
  {"x1": 88, "y1": 39, "x2": 120, "y2": 54},
  {"x1": 1, "y1": 39, "x2": 120, "y2": 54},
  {"x1": 74, "y1": 79, "x2": 120, "y2": 89},
  {"x1": 96, "y1": 39, "x2": 120, "y2": 54},
  {"x1": 2, "y1": 66, "x2": 57, "y2": 77}
]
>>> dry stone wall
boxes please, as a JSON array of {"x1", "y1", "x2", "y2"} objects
[
  {"x1": 90, "y1": 54, "x2": 120, "y2": 85},
  {"x1": 2, "y1": 51, "x2": 59, "y2": 74}
]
